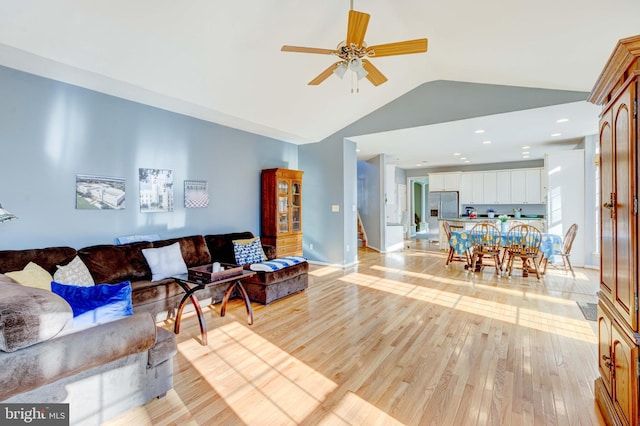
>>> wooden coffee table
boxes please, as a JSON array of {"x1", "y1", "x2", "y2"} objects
[{"x1": 172, "y1": 270, "x2": 256, "y2": 345}]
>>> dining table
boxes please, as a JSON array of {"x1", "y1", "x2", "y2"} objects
[{"x1": 448, "y1": 229, "x2": 563, "y2": 270}]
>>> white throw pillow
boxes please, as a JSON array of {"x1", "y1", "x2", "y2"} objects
[
  {"x1": 53, "y1": 256, "x2": 95, "y2": 286},
  {"x1": 142, "y1": 242, "x2": 188, "y2": 281}
]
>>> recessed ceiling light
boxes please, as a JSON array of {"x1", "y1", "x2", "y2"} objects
[
  {"x1": 522, "y1": 151, "x2": 530, "y2": 155},
  {"x1": 475, "y1": 129, "x2": 485, "y2": 134},
  {"x1": 482, "y1": 140, "x2": 492, "y2": 144},
  {"x1": 551, "y1": 132, "x2": 562, "y2": 137},
  {"x1": 416, "y1": 164, "x2": 422, "y2": 167},
  {"x1": 556, "y1": 118, "x2": 569, "y2": 123},
  {"x1": 460, "y1": 157, "x2": 467, "y2": 160},
  {"x1": 356, "y1": 149, "x2": 361, "y2": 152},
  {"x1": 464, "y1": 160, "x2": 471, "y2": 163},
  {"x1": 522, "y1": 146, "x2": 530, "y2": 149},
  {"x1": 453, "y1": 152, "x2": 461, "y2": 156},
  {"x1": 523, "y1": 155, "x2": 530, "y2": 159}
]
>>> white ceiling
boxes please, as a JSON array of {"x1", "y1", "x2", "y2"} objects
[
  {"x1": 0, "y1": 0, "x2": 638, "y2": 168},
  {"x1": 350, "y1": 101, "x2": 601, "y2": 169}
]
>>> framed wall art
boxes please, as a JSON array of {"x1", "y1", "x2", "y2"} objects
[
  {"x1": 139, "y1": 168, "x2": 174, "y2": 213},
  {"x1": 184, "y1": 180, "x2": 209, "y2": 208},
  {"x1": 76, "y1": 174, "x2": 126, "y2": 210}
]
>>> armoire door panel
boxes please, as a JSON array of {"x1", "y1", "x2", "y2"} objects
[
  {"x1": 612, "y1": 323, "x2": 637, "y2": 426},
  {"x1": 600, "y1": 111, "x2": 615, "y2": 299},
  {"x1": 613, "y1": 86, "x2": 637, "y2": 330},
  {"x1": 597, "y1": 308, "x2": 612, "y2": 396}
]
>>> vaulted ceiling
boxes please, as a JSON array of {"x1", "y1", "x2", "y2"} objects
[{"x1": 0, "y1": 1, "x2": 638, "y2": 167}]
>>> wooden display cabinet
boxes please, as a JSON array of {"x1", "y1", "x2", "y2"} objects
[
  {"x1": 261, "y1": 168, "x2": 303, "y2": 257},
  {"x1": 589, "y1": 35, "x2": 640, "y2": 426}
]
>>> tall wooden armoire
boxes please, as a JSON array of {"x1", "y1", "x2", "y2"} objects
[
  {"x1": 261, "y1": 168, "x2": 303, "y2": 257},
  {"x1": 588, "y1": 35, "x2": 640, "y2": 426}
]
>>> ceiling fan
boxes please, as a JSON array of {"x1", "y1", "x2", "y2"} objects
[{"x1": 281, "y1": 3, "x2": 428, "y2": 89}]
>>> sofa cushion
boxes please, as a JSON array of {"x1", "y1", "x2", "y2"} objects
[
  {"x1": 53, "y1": 255, "x2": 95, "y2": 286},
  {"x1": 142, "y1": 242, "x2": 188, "y2": 281},
  {"x1": 153, "y1": 235, "x2": 212, "y2": 267},
  {"x1": 51, "y1": 281, "x2": 134, "y2": 328},
  {"x1": 233, "y1": 237, "x2": 268, "y2": 266},
  {"x1": 78, "y1": 241, "x2": 153, "y2": 284},
  {"x1": 250, "y1": 256, "x2": 307, "y2": 272},
  {"x1": 0, "y1": 246, "x2": 77, "y2": 275},
  {"x1": 5, "y1": 262, "x2": 53, "y2": 290},
  {"x1": 0, "y1": 282, "x2": 73, "y2": 352},
  {"x1": 243, "y1": 261, "x2": 309, "y2": 285}
]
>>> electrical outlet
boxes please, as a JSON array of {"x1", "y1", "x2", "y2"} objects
[
  {"x1": 331, "y1": 205, "x2": 340, "y2": 212},
  {"x1": 346, "y1": 244, "x2": 350, "y2": 252},
  {"x1": 309, "y1": 243, "x2": 313, "y2": 250}
]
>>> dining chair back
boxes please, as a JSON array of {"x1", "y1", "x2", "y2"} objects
[
  {"x1": 504, "y1": 224, "x2": 542, "y2": 279},
  {"x1": 560, "y1": 223, "x2": 578, "y2": 277},
  {"x1": 469, "y1": 222, "x2": 502, "y2": 275}
]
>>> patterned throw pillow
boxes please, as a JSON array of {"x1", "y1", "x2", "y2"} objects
[
  {"x1": 5, "y1": 262, "x2": 53, "y2": 290},
  {"x1": 53, "y1": 256, "x2": 95, "y2": 286},
  {"x1": 233, "y1": 237, "x2": 267, "y2": 265}
]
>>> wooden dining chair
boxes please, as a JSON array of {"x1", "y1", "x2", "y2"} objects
[
  {"x1": 504, "y1": 224, "x2": 542, "y2": 279},
  {"x1": 444, "y1": 221, "x2": 469, "y2": 267},
  {"x1": 542, "y1": 223, "x2": 578, "y2": 277},
  {"x1": 469, "y1": 222, "x2": 502, "y2": 275}
]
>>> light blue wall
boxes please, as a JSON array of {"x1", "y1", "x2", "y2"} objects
[
  {"x1": 0, "y1": 65, "x2": 298, "y2": 250},
  {"x1": 299, "y1": 138, "x2": 349, "y2": 264}
]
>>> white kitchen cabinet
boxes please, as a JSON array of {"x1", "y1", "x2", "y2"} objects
[
  {"x1": 483, "y1": 172, "x2": 498, "y2": 204},
  {"x1": 429, "y1": 172, "x2": 461, "y2": 192},
  {"x1": 460, "y1": 173, "x2": 483, "y2": 203},
  {"x1": 510, "y1": 170, "x2": 526, "y2": 203},
  {"x1": 524, "y1": 169, "x2": 542, "y2": 203},
  {"x1": 510, "y1": 169, "x2": 542, "y2": 204},
  {"x1": 496, "y1": 171, "x2": 511, "y2": 203}
]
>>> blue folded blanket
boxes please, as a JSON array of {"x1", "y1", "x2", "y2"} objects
[{"x1": 249, "y1": 256, "x2": 307, "y2": 272}]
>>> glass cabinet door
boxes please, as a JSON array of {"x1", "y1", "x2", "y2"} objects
[
  {"x1": 278, "y1": 180, "x2": 289, "y2": 233},
  {"x1": 291, "y1": 181, "x2": 301, "y2": 232}
]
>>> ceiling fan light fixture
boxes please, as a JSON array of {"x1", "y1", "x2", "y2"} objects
[
  {"x1": 355, "y1": 66, "x2": 368, "y2": 80},
  {"x1": 348, "y1": 57, "x2": 363, "y2": 71},
  {"x1": 333, "y1": 62, "x2": 348, "y2": 79}
]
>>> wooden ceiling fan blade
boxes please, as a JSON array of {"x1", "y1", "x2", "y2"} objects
[
  {"x1": 367, "y1": 38, "x2": 428, "y2": 57},
  {"x1": 362, "y1": 59, "x2": 388, "y2": 86},
  {"x1": 281, "y1": 45, "x2": 337, "y2": 55},
  {"x1": 346, "y1": 10, "x2": 370, "y2": 48},
  {"x1": 308, "y1": 61, "x2": 342, "y2": 85}
]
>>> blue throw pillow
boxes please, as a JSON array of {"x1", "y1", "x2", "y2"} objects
[{"x1": 51, "y1": 281, "x2": 133, "y2": 328}]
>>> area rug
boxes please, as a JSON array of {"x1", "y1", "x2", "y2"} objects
[{"x1": 577, "y1": 301, "x2": 597, "y2": 321}]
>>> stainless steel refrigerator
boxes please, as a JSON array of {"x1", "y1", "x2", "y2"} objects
[{"x1": 426, "y1": 191, "x2": 459, "y2": 241}]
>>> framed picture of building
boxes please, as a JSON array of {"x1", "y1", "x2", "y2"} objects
[
  {"x1": 184, "y1": 180, "x2": 209, "y2": 208},
  {"x1": 139, "y1": 168, "x2": 174, "y2": 213},
  {"x1": 76, "y1": 174, "x2": 126, "y2": 210}
]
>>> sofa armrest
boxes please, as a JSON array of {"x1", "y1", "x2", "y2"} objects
[
  {"x1": 0, "y1": 312, "x2": 157, "y2": 401},
  {"x1": 262, "y1": 244, "x2": 277, "y2": 260}
]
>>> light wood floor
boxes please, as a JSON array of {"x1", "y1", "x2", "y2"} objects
[{"x1": 106, "y1": 240, "x2": 605, "y2": 425}]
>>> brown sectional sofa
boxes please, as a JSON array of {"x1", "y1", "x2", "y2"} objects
[{"x1": 0, "y1": 231, "x2": 307, "y2": 424}]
